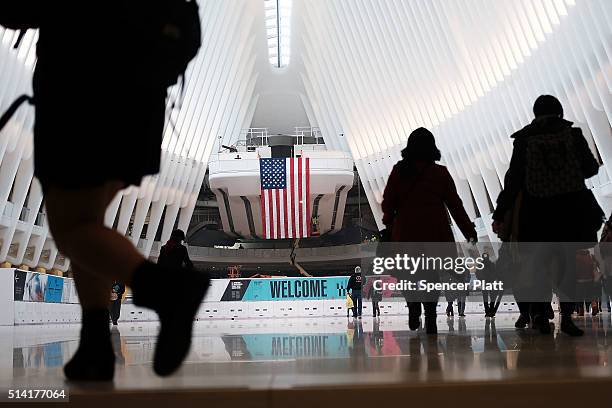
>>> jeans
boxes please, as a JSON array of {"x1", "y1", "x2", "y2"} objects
[
  {"x1": 109, "y1": 300, "x2": 122, "y2": 324},
  {"x1": 372, "y1": 300, "x2": 381, "y2": 317},
  {"x1": 351, "y1": 290, "x2": 363, "y2": 317}
]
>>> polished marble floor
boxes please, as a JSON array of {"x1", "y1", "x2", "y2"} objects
[{"x1": 2, "y1": 313, "x2": 612, "y2": 407}]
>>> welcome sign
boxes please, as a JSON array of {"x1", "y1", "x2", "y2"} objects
[{"x1": 220, "y1": 277, "x2": 350, "y2": 301}]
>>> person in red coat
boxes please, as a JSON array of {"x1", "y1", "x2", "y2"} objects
[{"x1": 382, "y1": 128, "x2": 477, "y2": 334}]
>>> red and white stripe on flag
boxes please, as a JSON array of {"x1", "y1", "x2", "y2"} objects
[{"x1": 260, "y1": 157, "x2": 310, "y2": 239}]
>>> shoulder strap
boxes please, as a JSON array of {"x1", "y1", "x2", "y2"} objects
[
  {"x1": 13, "y1": 29, "x2": 27, "y2": 49},
  {"x1": 0, "y1": 94, "x2": 34, "y2": 133}
]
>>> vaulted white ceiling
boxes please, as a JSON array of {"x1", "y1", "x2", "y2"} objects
[{"x1": 0, "y1": 0, "x2": 611, "y2": 269}]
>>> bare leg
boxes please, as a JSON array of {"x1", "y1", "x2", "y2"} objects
[
  {"x1": 45, "y1": 182, "x2": 144, "y2": 285},
  {"x1": 45, "y1": 181, "x2": 210, "y2": 378},
  {"x1": 44, "y1": 181, "x2": 139, "y2": 381},
  {"x1": 72, "y1": 262, "x2": 112, "y2": 311}
]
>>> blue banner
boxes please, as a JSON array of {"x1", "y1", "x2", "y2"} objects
[
  {"x1": 241, "y1": 277, "x2": 349, "y2": 301},
  {"x1": 44, "y1": 275, "x2": 64, "y2": 303}
]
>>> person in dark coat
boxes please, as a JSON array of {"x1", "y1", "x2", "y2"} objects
[
  {"x1": 492, "y1": 95, "x2": 602, "y2": 337},
  {"x1": 346, "y1": 266, "x2": 364, "y2": 318},
  {"x1": 367, "y1": 282, "x2": 383, "y2": 318},
  {"x1": 382, "y1": 128, "x2": 477, "y2": 335},
  {"x1": 0, "y1": 2, "x2": 209, "y2": 381},
  {"x1": 158, "y1": 230, "x2": 194, "y2": 270},
  {"x1": 109, "y1": 281, "x2": 125, "y2": 326}
]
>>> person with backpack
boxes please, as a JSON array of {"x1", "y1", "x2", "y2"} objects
[
  {"x1": 382, "y1": 128, "x2": 477, "y2": 335},
  {"x1": 0, "y1": 1, "x2": 207, "y2": 381},
  {"x1": 158, "y1": 230, "x2": 194, "y2": 270},
  {"x1": 492, "y1": 95, "x2": 602, "y2": 336},
  {"x1": 109, "y1": 281, "x2": 125, "y2": 326}
]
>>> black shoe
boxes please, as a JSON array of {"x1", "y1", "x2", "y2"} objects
[
  {"x1": 64, "y1": 309, "x2": 115, "y2": 382},
  {"x1": 409, "y1": 315, "x2": 420, "y2": 331},
  {"x1": 112, "y1": 321, "x2": 118, "y2": 326},
  {"x1": 533, "y1": 315, "x2": 551, "y2": 335},
  {"x1": 561, "y1": 318, "x2": 584, "y2": 337},
  {"x1": 446, "y1": 305, "x2": 454, "y2": 317},
  {"x1": 515, "y1": 314, "x2": 529, "y2": 329},
  {"x1": 425, "y1": 318, "x2": 437, "y2": 335},
  {"x1": 132, "y1": 262, "x2": 210, "y2": 376}
]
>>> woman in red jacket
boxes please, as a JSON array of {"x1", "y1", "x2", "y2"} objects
[{"x1": 382, "y1": 128, "x2": 477, "y2": 334}]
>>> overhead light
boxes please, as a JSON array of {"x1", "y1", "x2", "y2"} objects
[{"x1": 264, "y1": 0, "x2": 292, "y2": 68}]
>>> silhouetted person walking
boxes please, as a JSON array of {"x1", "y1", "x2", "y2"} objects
[
  {"x1": 158, "y1": 230, "x2": 194, "y2": 270},
  {"x1": 492, "y1": 95, "x2": 602, "y2": 336},
  {"x1": 478, "y1": 252, "x2": 502, "y2": 317},
  {"x1": 368, "y1": 284, "x2": 382, "y2": 318},
  {"x1": 382, "y1": 128, "x2": 477, "y2": 335},
  {"x1": 347, "y1": 266, "x2": 363, "y2": 318},
  {"x1": 1, "y1": 1, "x2": 207, "y2": 380},
  {"x1": 109, "y1": 281, "x2": 125, "y2": 326}
]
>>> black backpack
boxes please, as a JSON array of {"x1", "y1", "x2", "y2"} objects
[
  {"x1": 524, "y1": 127, "x2": 585, "y2": 198},
  {"x1": 0, "y1": 0, "x2": 201, "y2": 131},
  {"x1": 151, "y1": 0, "x2": 202, "y2": 88}
]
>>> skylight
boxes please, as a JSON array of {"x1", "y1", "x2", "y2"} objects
[{"x1": 264, "y1": 0, "x2": 292, "y2": 68}]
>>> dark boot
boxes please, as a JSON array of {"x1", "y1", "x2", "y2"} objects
[
  {"x1": 446, "y1": 302, "x2": 454, "y2": 317},
  {"x1": 514, "y1": 314, "x2": 529, "y2": 329},
  {"x1": 488, "y1": 302, "x2": 497, "y2": 317},
  {"x1": 424, "y1": 302, "x2": 438, "y2": 335},
  {"x1": 561, "y1": 317, "x2": 584, "y2": 336},
  {"x1": 483, "y1": 301, "x2": 491, "y2": 317},
  {"x1": 64, "y1": 309, "x2": 115, "y2": 381},
  {"x1": 560, "y1": 302, "x2": 584, "y2": 336},
  {"x1": 458, "y1": 301, "x2": 466, "y2": 317},
  {"x1": 408, "y1": 302, "x2": 421, "y2": 331},
  {"x1": 131, "y1": 261, "x2": 210, "y2": 376},
  {"x1": 532, "y1": 314, "x2": 551, "y2": 335}
]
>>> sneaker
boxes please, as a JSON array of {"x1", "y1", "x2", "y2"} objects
[{"x1": 425, "y1": 318, "x2": 438, "y2": 335}]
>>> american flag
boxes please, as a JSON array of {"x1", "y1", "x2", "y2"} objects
[{"x1": 260, "y1": 158, "x2": 311, "y2": 239}]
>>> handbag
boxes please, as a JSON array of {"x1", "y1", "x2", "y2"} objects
[{"x1": 346, "y1": 294, "x2": 354, "y2": 309}]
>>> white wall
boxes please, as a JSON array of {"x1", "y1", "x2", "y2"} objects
[{"x1": 0, "y1": 268, "x2": 14, "y2": 326}]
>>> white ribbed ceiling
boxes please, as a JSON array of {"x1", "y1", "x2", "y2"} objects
[{"x1": 0, "y1": 0, "x2": 611, "y2": 269}]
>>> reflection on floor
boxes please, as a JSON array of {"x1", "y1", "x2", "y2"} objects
[{"x1": 2, "y1": 313, "x2": 612, "y2": 407}]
